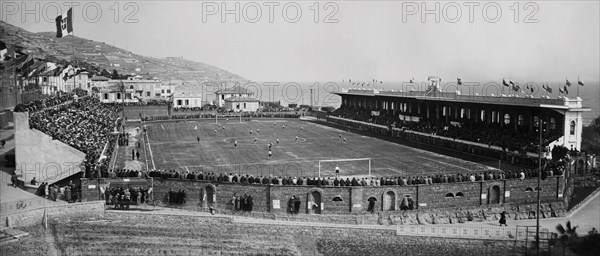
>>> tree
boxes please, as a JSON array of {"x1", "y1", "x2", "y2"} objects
[
  {"x1": 551, "y1": 145, "x2": 569, "y2": 161},
  {"x1": 556, "y1": 221, "x2": 578, "y2": 243}
]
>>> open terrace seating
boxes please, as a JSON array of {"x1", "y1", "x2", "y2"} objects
[{"x1": 28, "y1": 96, "x2": 122, "y2": 177}]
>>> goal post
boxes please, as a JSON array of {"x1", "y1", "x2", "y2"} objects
[
  {"x1": 215, "y1": 113, "x2": 242, "y2": 124},
  {"x1": 318, "y1": 158, "x2": 372, "y2": 178}
]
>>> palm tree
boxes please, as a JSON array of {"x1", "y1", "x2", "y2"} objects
[{"x1": 556, "y1": 220, "x2": 579, "y2": 243}]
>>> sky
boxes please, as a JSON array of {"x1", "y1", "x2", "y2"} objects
[{"x1": 1, "y1": 1, "x2": 599, "y2": 83}]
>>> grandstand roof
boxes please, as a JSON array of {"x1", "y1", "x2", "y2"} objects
[{"x1": 336, "y1": 89, "x2": 590, "y2": 111}]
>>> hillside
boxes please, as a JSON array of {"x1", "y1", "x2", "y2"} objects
[{"x1": 0, "y1": 21, "x2": 247, "y2": 84}]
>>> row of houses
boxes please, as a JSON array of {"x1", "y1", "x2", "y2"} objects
[{"x1": 16, "y1": 59, "x2": 261, "y2": 111}]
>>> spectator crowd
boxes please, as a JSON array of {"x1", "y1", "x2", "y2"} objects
[{"x1": 28, "y1": 96, "x2": 122, "y2": 177}]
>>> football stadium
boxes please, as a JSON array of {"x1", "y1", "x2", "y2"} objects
[{"x1": 2, "y1": 1, "x2": 600, "y2": 255}]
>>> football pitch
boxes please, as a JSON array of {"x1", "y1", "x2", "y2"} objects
[{"x1": 137, "y1": 118, "x2": 495, "y2": 178}]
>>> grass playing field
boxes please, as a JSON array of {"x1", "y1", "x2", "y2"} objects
[{"x1": 124, "y1": 118, "x2": 495, "y2": 178}]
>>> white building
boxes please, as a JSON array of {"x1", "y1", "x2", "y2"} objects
[
  {"x1": 224, "y1": 96, "x2": 260, "y2": 112},
  {"x1": 214, "y1": 85, "x2": 254, "y2": 107},
  {"x1": 98, "y1": 84, "x2": 139, "y2": 103},
  {"x1": 173, "y1": 90, "x2": 202, "y2": 108}
]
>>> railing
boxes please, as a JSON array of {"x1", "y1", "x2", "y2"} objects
[{"x1": 396, "y1": 224, "x2": 550, "y2": 241}]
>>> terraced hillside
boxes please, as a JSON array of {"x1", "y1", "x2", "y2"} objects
[{"x1": 0, "y1": 21, "x2": 247, "y2": 84}]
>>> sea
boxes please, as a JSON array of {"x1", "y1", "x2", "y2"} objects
[{"x1": 203, "y1": 81, "x2": 600, "y2": 126}]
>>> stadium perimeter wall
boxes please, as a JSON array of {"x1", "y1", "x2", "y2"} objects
[
  {"x1": 0, "y1": 201, "x2": 105, "y2": 228},
  {"x1": 82, "y1": 176, "x2": 566, "y2": 224},
  {"x1": 13, "y1": 112, "x2": 86, "y2": 184}
]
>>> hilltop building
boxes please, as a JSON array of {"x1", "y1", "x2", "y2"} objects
[
  {"x1": 214, "y1": 85, "x2": 255, "y2": 108},
  {"x1": 173, "y1": 89, "x2": 202, "y2": 108},
  {"x1": 224, "y1": 96, "x2": 260, "y2": 112}
]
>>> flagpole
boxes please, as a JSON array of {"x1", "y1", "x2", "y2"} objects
[
  {"x1": 577, "y1": 76, "x2": 579, "y2": 98},
  {"x1": 71, "y1": 4, "x2": 76, "y2": 93}
]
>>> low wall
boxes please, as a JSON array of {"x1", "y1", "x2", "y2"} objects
[
  {"x1": 0, "y1": 201, "x2": 105, "y2": 228},
  {"x1": 82, "y1": 176, "x2": 566, "y2": 225}
]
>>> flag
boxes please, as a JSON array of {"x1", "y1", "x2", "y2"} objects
[
  {"x1": 564, "y1": 85, "x2": 568, "y2": 94},
  {"x1": 509, "y1": 80, "x2": 515, "y2": 86},
  {"x1": 545, "y1": 84, "x2": 553, "y2": 93},
  {"x1": 559, "y1": 87, "x2": 564, "y2": 94},
  {"x1": 566, "y1": 79, "x2": 572, "y2": 87},
  {"x1": 530, "y1": 86, "x2": 534, "y2": 93},
  {"x1": 578, "y1": 79, "x2": 584, "y2": 86},
  {"x1": 502, "y1": 79, "x2": 510, "y2": 87},
  {"x1": 409, "y1": 78, "x2": 414, "y2": 83},
  {"x1": 55, "y1": 8, "x2": 73, "y2": 38},
  {"x1": 457, "y1": 77, "x2": 462, "y2": 85},
  {"x1": 0, "y1": 41, "x2": 7, "y2": 62}
]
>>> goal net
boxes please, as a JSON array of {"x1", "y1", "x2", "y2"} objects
[
  {"x1": 318, "y1": 158, "x2": 372, "y2": 178},
  {"x1": 215, "y1": 114, "x2": 242, "y2": 124}
]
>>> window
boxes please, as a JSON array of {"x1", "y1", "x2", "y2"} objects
[
  {"x1": 221, "y1": 95, "x2": 225, "y2": 99},
  {"x1": 533, "y1": 116, "x2": 539, "y2": 127},
  {"x1": 43, "y1": 77, "x2": 48, "y2": 82},
  {"x1": 525, "y1": 187, "x2": 533, "y2": 192},
  {"x1": 244, "y1": 103, "x2": 247, "y2": 109},
  {"x1": 550, "y1": 118, "x2": 556, "y2": 130},
  {"x1": 332, "y1": 196, "x2": 343, "y2": 202},
  {"x1": 504, "y1": 114, "x2": 510, "y2": 125},
  {"x1": 104, "y1": 93, "x2": 108, "y2": 100},
  {"x1": 185, "y1": 100, "x2": 189, "y2": 105},
  {"x1": 155, "y1": 93, "x2": 161, "y2": 97},
  {"x1": 117, "y1": 93, "x2": 121, "y2": 100},
  {"x1": 130, "y1": 85, "x2": 134, "y2": 89},
  {"x1": 480, "y1": 110, "x2": 486, "y2": 122},
  {"x1": 518, "y1": 115, "x2": 524, "y2": 126},
  {"x1": 570, "y1": 121, "x2": 576, "y2": 135},
  {"x1": 177, "y1": 100, "x2": 182, "y2": 106},
  {"x1": 445, "y1": 193, "x2": 454, "y2": 198},
  {"x1": 167, "y1": 89, "x2": 171, "y2": 94},
  {"x1": 162, "y1": 89, "x2": 165, "y2": 94},
  {"x1": 146, "y1": 91, "x2": 151, "y2": 97},
  {"x1": 455, "y1": 192, "x2": 464, "y2": 197}
]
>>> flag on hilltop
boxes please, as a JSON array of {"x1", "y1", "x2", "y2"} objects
[
  {"x1": 566, "y1": 79, "x2": 572, "y2": 87},
  {"x1": 509, "y1": 80, "x2": 515, "y2": 86},
  {"x1": 0, "y1": 41, "x2": 7, "y2": 62},
  {"x1": 564, "y1": 85, "x2": 569, "y2": 94},
  {"x1": 55, "y1": 8, "x2": 73, "y2": 38},
  {"x1": 559, "y1": 87, "x2": 564, "y2": 94},
  {"x1": 457, "y1": 77, "x2": 462, "y2": 85},
  {"x1": 578, "y1": 79, "x2": 584, "y2": 86},
  {"x1": 502, "y1": 79, "x2": 510, "y2": 87}
]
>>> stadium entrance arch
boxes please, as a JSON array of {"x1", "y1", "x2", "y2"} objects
[
  {"x1": 382, "y1": 190, "x2": 396, "y2": 211},
  {"x1": 307, "y1": 190, "x2": 322, "y2": 214},
  {"x1": 488, "y1": 185, "x2": 501, "y2": 204},
  {"x1": 200, "y1": 185, "x2": 216, "y2": 207}
]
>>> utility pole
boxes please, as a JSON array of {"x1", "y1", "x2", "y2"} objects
[
  {"x1": 536, "y1": 119, "x2": 545, "y2": 255},
  {"x1": 310, "y1": 88, "x2": 313, "y2": 110}
]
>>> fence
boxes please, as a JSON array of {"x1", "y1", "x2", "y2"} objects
[{"x1": 396, "y1": 223, "x2": 550, "y2": 241}]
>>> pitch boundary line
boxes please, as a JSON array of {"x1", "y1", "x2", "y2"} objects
[{"x1": 144, "y1": 125, "x2": 156, "y2": 170}]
